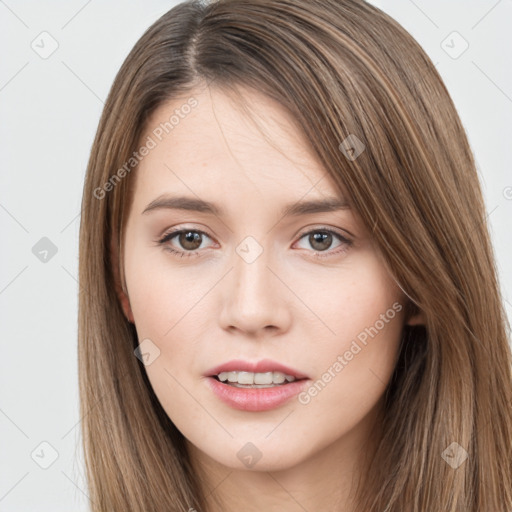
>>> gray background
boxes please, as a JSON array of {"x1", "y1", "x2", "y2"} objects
[{"x1": 1, "y1": 0, "x2": 511, "y2": 510}]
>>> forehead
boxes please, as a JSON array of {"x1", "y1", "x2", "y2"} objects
[{"x1": 132, "y1": 84, "x2": 345, "y2": 211}]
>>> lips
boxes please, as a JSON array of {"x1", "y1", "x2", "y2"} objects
[
  {"x1": 206, "y1": 375, "x2": 310, "y2": 411},
  {"x1": 204, "y1": 358, "x2": 309, "y2": 380}
]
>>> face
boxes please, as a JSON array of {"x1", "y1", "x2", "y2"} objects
[{"x1": 120, "y1": 83, "x2": 408, "y2": 473}]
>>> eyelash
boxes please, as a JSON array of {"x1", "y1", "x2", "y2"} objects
[{"x1": 156, "y1": 226, "x2": 353, "y2": 260}]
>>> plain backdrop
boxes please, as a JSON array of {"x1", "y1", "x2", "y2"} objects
[{"x1": 1, "y1": 1, "x2": 511, "y2": 510}]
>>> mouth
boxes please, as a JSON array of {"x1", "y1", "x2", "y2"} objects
[
  {"x1": 210, "y1": 371, "x2": 307, "y2": 388},
  {"x1": 205, "y1": 368, "x2": 311, "y2": 412},
  {"x1": 204, "y1": 358, "x2": 309, "y2": 386},
  {"x1": 203, "y1": 359, "x2": 310, "y2": 410}
]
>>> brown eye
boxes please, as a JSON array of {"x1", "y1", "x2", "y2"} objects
[
  {"x1": 294, "y1": 227, "x2": 352, "y2": 259},
  {"x1": 308, "y1": 232, "x2": 333, "y2": 251},
  {"x1": 157, "y1": 228, "x2": 213, "y2": 258},
  {"x1": 178, "y1": 231, "x2": 203, "y2": 250}
]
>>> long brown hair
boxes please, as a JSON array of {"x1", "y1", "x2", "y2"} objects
[{"x1": 78, "y1": 0, "x2": 512, "y2": 510}]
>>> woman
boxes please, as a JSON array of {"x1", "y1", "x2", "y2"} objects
[{"x1": 78, "y1": 0, "x2": 512, "y2": 510}]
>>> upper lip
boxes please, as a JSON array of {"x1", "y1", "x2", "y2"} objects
[{"x1": 205, "y1": 359, "x2": 309, "y2": 379}]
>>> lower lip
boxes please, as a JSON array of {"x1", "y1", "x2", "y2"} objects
[{"x1": 205, "y1": 376, "x2": 310, "y2": 412}]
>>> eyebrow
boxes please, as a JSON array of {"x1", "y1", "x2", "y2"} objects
[{"x1": 142, "y1": 194, "x2": 350, "y2": 217}]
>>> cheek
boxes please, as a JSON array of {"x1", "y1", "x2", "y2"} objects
[
  {"x1": 124, "y1": 255, "x2": 208, "y2": 423},
  {"x1": 300, "y1": 250, "x2": 404, "y2": 348},
  {"x1": 306, "y1": 314, "x2": 403, "y2": 406},
  {"x1": 296, "y1": 252, "x2": 404, "y2": 407},
  {"x1": 294, "y1": 290, "x2": 404, "y2": 453},
  {"x1": 123, "y1": 244, "x2": 215, "y2": 401},
  {"x1": 124, "y1": 239, "x2": 207, "y2": 339}
]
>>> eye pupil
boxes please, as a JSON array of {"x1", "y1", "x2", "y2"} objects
[{"x1": 310, "y1": 232, "x2": 332, "y2": 251}]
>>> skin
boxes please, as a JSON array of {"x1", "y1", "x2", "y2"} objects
[{"x1": 118, "y1": 82, "x2": 424, "y2": 511}]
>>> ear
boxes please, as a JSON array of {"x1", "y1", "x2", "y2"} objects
[
  {"x1": 110, "y1": 234, "x2": 135, "y2": 324},
  {"x1": 404, "y1": 300, "x2": 426, "y2": 327}
]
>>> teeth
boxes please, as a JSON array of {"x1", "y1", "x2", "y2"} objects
[{"x1": 217, "y1": 371, "x2": 297, "y2": 385}]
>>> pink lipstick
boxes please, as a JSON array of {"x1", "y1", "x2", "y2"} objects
[{"x1": 204, "y1": 359, "x2": 310, "y2": 412}]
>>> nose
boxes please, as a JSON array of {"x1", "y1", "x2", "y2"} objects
[{"x1": 218, "y1": 242, "x2": 292, "y2": 337}]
